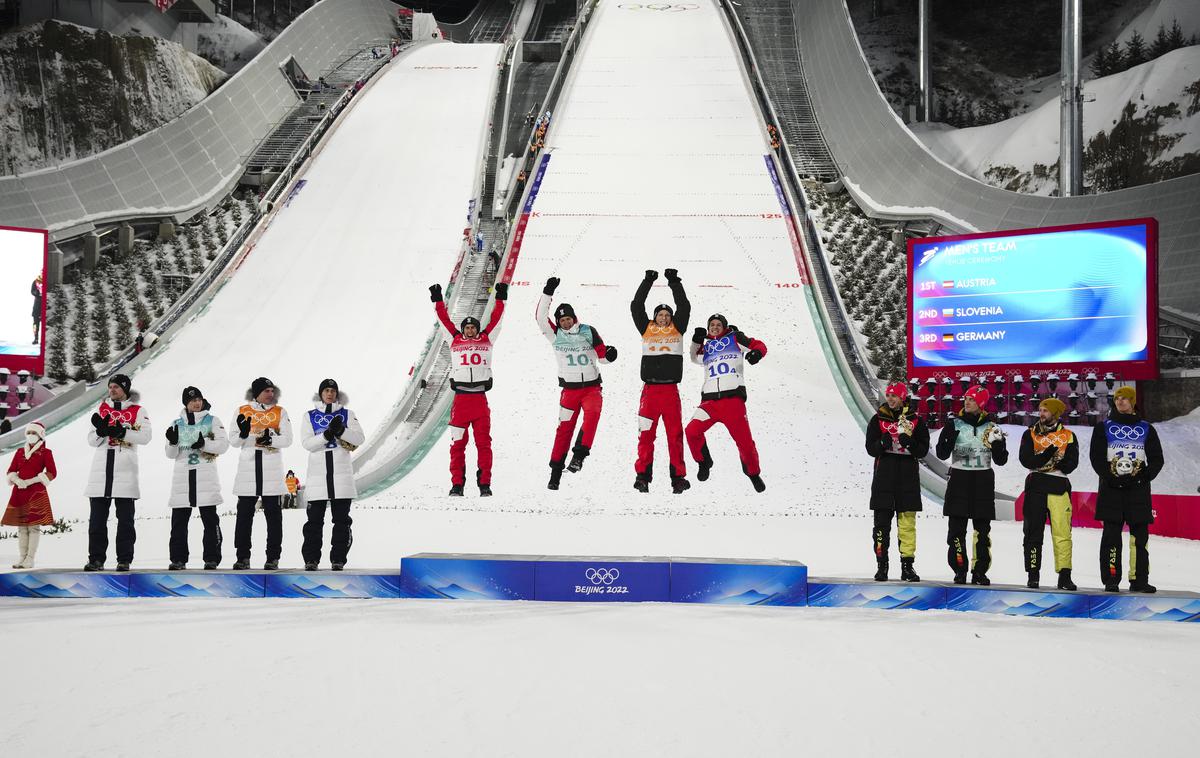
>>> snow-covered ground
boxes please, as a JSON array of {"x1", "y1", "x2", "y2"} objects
[
  {"x1": 1115, "y1": 0, "x2": 1200, "y2": 46},
  {"x1": 188, "y1": 13, "x2": 266, "y2": 74},
  {"x1": 2, "y1": 597, "x2": 1199, "y2": 757},
  {"x1": 2, "y1": 4, "x2": 1198, "y2": 755},
  {"x1": 912, "y1": 44, "x2": 1200, "y2": 193}
]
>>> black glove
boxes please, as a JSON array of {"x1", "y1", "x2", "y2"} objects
[
  {"x1": 236, "y1": 414, "x2": 251, "y2": 439},
  {"x1": 879, "y1": 433, "x2": 893, "y2": 451},
  {"x1": 692, "y1": 327, "x2": 707, "y2": 344},
  {"x1": 109, "y1": 425, "x2": 126, "y2": 440},
  {"x1": 897, "y1": 433, "x2": 913, "y2": 449},
  {"x1": 1130, "y1": 472, "x2": 1149, "y2": 488},
  {"x1": 165, "y1": 426, "x2": 179, "y2": 445},
  {"x1": 323, "y1": 427, "x2": 337, "y2": 442},
  {"x1": 1043, "y1": 444, "x2": 1058, "y2": 459},
  {"x1": 945, "y1": 426, "x2": 960, "y2": 444},
  {"x1": 91, "y1": 413, "x2": 106, "y2": 432},
  {"x1": 991, "y1": 438, "x2": 1007, "y2": 454},
  {"x1": 644, "y1": 269, "x2": 658, "y2": 282},
  {"x1": 328, "y1": 415, "x2": 346, "y2": 438},
  {"x1": 257, "y1": 428, "x2": 273, "y2": 447},
  {"x1": 745, "y1": 349, "x2": 763, "y2": 365},
  {"x1": 429, "y1": 284, "x2": 443, "y2": 303},
  {"x1": 664, "y1": 268, "x2": 679, "y2": 282},
  {"x1": 605, "y1": 346, "x2": 617, "y2": 362},
  {"x1": 1109, "y1": 474, "x2": 1130, "y2": 490},
  {"x1": 191, "y1": 434, "x2": 206, "y2": 450},
  {"x1": 543, "y1": 277, "x2": 560, "y2": 296},
  {"x1": 494, "y1": 282, "x2": 508, "y2": 301}
]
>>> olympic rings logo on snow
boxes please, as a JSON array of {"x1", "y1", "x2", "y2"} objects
[
  {"x1": 1108, "y1": 423, "x2": 1146, "y2": 440},
  {"x1": 618, "y1": 3, "x2": 700, "y2": 11},
  {"x1": 585, "y1": 567, "x2": 621, "y2": 585}
]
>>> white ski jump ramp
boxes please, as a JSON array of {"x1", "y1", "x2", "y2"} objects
[
  {"x1": 43, "y1": 42, "x2": 501, "y2": 519},
  {"x1": 390, "y1": 0, "x2": 872, "y2": 511}
]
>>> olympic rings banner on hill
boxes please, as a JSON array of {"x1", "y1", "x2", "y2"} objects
[
  {"x1": 617, "y1": 3, "x2": 700, "y2": 11},
  {"x1": 906, "y1": 217, "x2": 1159, "y2": 381}
]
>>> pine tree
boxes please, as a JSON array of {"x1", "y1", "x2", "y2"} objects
[
  {"x1": 1149, "y1": 24, "x2": 1170, "y2": 59},
  {"x1": 1124, "y1": 31, "x2": 1147, "y2": 67},
  {"x1": 1090, "y1": 43, "x2": 1108, "y2": 78},
  {"x1": 1167, "y1": 20, "x2": 1186, "y2": 51},
  {"x1": 1105, "y1": 41, "x2": 1124, "y2": 75},
  {"x1": 46, "y1": 327, "x2": 68, "y2": 380}
]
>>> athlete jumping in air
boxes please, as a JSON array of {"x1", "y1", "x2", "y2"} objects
[
  {"x1": 431, "y1": 281, "x2": 507, "y2": 496},
  {"x1": 630, "y1": 268, "x2": 691, "y2": 494},
  {"x1": 685, "y1": 314, "x2": 767, "y2": 493},
  {"x1": 537, "y1": 277, "x2": 617, "y2": 490}
]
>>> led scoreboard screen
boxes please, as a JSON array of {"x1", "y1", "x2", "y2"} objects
[
  {"x1": 0, "y1": 225, "x2": 49, "y2": 375},
  {"x1": 907, "y1": 218, "x2": 1158, "y2": 381}
]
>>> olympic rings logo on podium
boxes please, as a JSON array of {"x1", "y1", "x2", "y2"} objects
[
  {"x1": 585, "y1": 567, "x2": 620, "y2": 585},
  {"x1": 618, "y1": 3, "x2": 700, "y2": 11}
]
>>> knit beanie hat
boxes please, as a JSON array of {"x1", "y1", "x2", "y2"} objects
[
  {"x1": 1114, "y1": 385, "x2": 1136, "y2": 404},
  {"x1": 1039, "y1": 397, "x2": 1067, "y2": 418}
]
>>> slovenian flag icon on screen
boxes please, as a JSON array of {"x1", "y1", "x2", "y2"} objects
[
  {"x1": 942, "y1": 333, "x2": 955, "y2": 343},
  {"x1": 942, "y1": 280, "x2": 955, "y2": 288},
  {"x1": 942, "y1": 308, "x2": 954, "y2": 318}
]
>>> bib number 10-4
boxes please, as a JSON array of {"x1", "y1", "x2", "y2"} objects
[{"x1": 707, "y1": 361, "x2": 735, "y2": 378}]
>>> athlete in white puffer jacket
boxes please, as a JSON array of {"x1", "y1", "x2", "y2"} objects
[
  {"x1": 165, "y1": 386, "x2": 230, "y2": 570},
  {"x1": 300, "y1": 378, "x2": 365, "y2": 570},
  {"x1": 84, "y1": 373, "x2": 152, "y2": 572},
  {"x1": 230, "y1": 377, "x2": 293, "y2": 570}
]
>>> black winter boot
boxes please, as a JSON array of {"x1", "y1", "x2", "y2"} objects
[
  {"x1": 169, "y1": 562, "x2": 186, "y2": 571},
  {"x1": 567, "y1": 445, "x2": 589, "y2": 473},
  {"x1": 448, "y1": 484, "x2": 464, "y2": 497},
  {"x1": 547, "y1": 460, "x2": 565, "y2": 490},
  {"x1": 671, "y1": 477, "x2": 690, "y2": 494},
  {"x1": 264, "y1": 560, "x2": 279, "y2": 571},
  {"x1": 874, "y1": 559, "x2": 889, "y2": 581},
  {"x1": 899, "y1": 558, "x2": 920, "y2": 582},
  {"x1": 970, "y1": 571, "x2": 990, "y2": 586},
  {"x1": 232, "y1": 559, "x2": 250, "y2": 570},
  {"x1": 634, "y1": 477, "x2": 649, "y2": 493},
  {"x1": 1129, "y1": 580, "x2": 1157, "y2": 593},
  {"x1": 305, "y1": 562, "x2": 319, "y2": 571},
  {"x1": 1027, "y1": 571, "x2": 1040, "y2": 589},
  {"x1": 953, "y1": 571, "x2": 968, "y2": 584},
  {"x1": 696, "y1": 445, "x2": 713, "y2": 481},
  {"x1": 1057, "y1": 569, "x2": 1077, "y2": 591},
  {"x1": 748, "y1": 474, "x2": 766, "y2": 493},
  {"x1": 83, "y1": 560, "x2": 104, "y2": 572},
  {"x1": 478, "y1": 484, "x2": 492, "y2": 497}
]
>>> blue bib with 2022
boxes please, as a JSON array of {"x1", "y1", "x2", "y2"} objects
[
  {"x1": 309, "y1": 408, "x2": 349, "y2": 450},
  {"x1": 703, "y1": 334, "x2": 742, "y2": 378},
  {"x1": 1104, "y1": 419, "x2": 1149, "y2": 472},
  {"x1": 174, "y1": 416, "x2": 214, "y2": 465},
  {"x1": 950, "y1": 418, "x2": 993, "y2": 470}
]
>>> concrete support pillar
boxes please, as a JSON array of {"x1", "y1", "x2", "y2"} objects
[
  {"x1": 918, "y1": 0, "x2": 932, "y2": 122},
  {"x1": 1059, "y1": 0, "x2": 1084, "y2": 196},
  {"x1": 83, "y1": 233, "x2": 101, "y2": 271},
  {"x1": 47, "y1": 248, "x2": 64, "y2": 289},
  {"x1": 157, "y1": 218, "x2": 177, "y2": 241},
  {"x1": 117, "y1": 222, "x2": 135, "y2": 260}
]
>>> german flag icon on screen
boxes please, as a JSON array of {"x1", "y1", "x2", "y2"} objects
[{"x1": 942, "y1": 333, "x2": 955, "y2": 343}]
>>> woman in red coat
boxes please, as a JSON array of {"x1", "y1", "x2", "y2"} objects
[{"x1": 3, "y1": 421, "x2": 56, "y2": 569}]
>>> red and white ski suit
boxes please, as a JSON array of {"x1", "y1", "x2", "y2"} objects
[
  {"x1": 685, "y1": 328, "x2": 767, "y2": 477},
  {"x1": 437, "y1": 300, "x2": 505, "y2": 486}
]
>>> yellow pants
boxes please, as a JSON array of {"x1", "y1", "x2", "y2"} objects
[
  {"x1": 1046, "y1": 493, "x2": 1073, "y2": 571},
  {"x1": 897, "y1": 511, "x2": 916, "y2": 559}
]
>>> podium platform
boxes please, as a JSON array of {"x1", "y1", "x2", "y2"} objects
[{"x1": 1, "y1": 556, "x2": 1196, "y2": 622}]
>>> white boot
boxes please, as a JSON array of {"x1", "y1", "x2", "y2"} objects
[
  {"x1": 13, "y1": 526, "x2": 29, "y2": 569},
  {"x1": 21, "y1": 527, "x2": 40, "y2": 569}
]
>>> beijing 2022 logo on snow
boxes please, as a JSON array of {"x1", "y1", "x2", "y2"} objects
[{"x1": 577, "y1": 567, "x2": 629, "y2": 595}]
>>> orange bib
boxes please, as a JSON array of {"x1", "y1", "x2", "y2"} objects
[
  {"x1": 239, "y1": 404, "x2": 282, "y2": 435},
  {"x1": 1032, "y1": 425, "x2": 1074, "y2": 472}
]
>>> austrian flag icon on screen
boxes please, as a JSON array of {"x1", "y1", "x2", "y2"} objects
[{"x1": 942, "y1": 280, "x2": 955, "y2": 288}]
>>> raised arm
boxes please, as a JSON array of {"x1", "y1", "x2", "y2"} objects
[
  {"x1": 665, "y1": 269, "x2": 690, "y2": 331},
  {"x1": 536, "y1": 277, "x2": 560, "y2": 342},
  {"x1": 483, "y1": 285, "x2": 507, "y2": 336},
  {"x1": 631, "y1": 270, "x2": 655, "y2": 330},
  {"x1": 430, "y1": 284, "x2": 458, "y2": 336}
]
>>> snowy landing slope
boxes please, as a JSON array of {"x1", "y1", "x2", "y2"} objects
[
  {"x1": 386, "y1": 0, "x2": 871, "y2": 515},
  {"x1": 38, "y1": 41, "x2": 500, "y2": 520}
]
